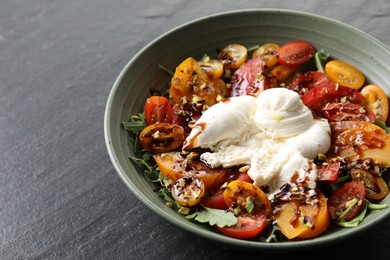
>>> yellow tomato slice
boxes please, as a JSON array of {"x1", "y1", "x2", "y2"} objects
[
  {"x1": 325, "y1": 60, "x2": 365, "y2": 90},
  {"x1": 360, "y1": 84, "x2": 389, "y2": 122},
  {"x1": 252, "y1": 43, "x2": 280, "y2": 67},
  {"x1": 223, "y1": 180, "x2": 271, "y2": 216}
]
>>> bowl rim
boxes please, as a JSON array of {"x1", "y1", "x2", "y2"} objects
[{"x1": 104, "y1": 8, "x2": 390, "y2": 251}]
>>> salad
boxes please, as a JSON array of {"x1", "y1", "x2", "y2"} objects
[{"x1": 124, "y1": 40, "x2": 389, "y2": 241}]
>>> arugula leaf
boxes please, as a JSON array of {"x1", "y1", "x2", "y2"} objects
[
  {"x1": 315, "y1": 50, "x2": 330, "y2": 73},
  {"x1": 245, "y1": 196, "x2": 254, "y2": 214},
  {"x1": 375, "y1": 120, "x2": 390, "y2": 135},
  {"x1": 186, "y1": 206, "x2": 238, "y2": 227},
  {"x1": 123, "y1": 112, "x2": 146, "y2": 133}
]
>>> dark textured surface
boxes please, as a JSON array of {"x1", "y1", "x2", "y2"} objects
[{"x1": 1, "y1": 0, "x2": 390, "y2": 259}]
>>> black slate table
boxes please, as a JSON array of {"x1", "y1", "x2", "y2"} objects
[{"x1": 2, "y1": 0, "x2": 390, "y2": 259}]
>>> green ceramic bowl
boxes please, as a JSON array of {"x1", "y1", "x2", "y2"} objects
[{"x1": 104, "y1": 9, "x2": 390, "y2": 251}]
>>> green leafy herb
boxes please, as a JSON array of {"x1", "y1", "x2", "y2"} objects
[
  {"x1": 246, "y1": 44, "x2": 260, "y2": 53},
  {"x1": 375, "y1": 120, "x2": 390, "y2": 135},
  {"x1": 123, "y1": 113, "x2": 146, "y2": 133},
  {"x1": 186, "y1": 206, "x2": 238, "y2": 227},
  {"x1": 245, "y1": 196, "x2": 254, "y2": 214},
  {"x1": 158, "y1": 64, "x2": 174, "y2": 77},
  {"x1": 336, "y1": 200, "x2": 367, "y2": 227},
  {"x1": 315, "y1": 50, "x2": 330, "y2": 73}
]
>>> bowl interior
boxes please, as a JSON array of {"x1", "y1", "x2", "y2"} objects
[{"x1": 105, "y1": 9, "x2": 390, "y2": 251}]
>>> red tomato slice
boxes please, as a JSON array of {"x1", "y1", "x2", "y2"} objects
[
  {"x1": 323, "y1": 102, "x2": 376, "y2": 122},
  {"x1": 289, "y1": 71, "x2": 330, "y2": 95},
  {"x1": 301, "y1": 84, "x2": 366, "y2": 112},
  {"x1": 327, "y1": 181, "x2": 366, "y2": 221},
  {"x1": 216, "y1": 214, "x2": 267, "y2": 239},
  {"x1": 144, "y1": 96, "x2": 173, "y2": 125},
  {"x1": 230, "y1": 56, "x2": 267, "y2": 97},
  {"x1": 317, "y1": 162, "x2": 340, "y2": 183},
  {"x1": 201, "y1": 189, "x2": 227, "y2": 209},
  {"x1": 278, "y1": 40, "x2": 316, "y2": 66},
  {"x1": 201, "y1": 172, "x2": 253, "y2": 210}
]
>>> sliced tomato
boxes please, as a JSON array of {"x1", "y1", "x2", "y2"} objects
[
  {"x1": 325, "y1": 60, "x2": 365, "y2": 90},
  {"x1": 139, "y1": 123, "x2": 184, "y2": 153},
  {"x1": 301, "y1": 84, "x2": 366, "y2": 112},
  {"x1": 360, "y1": 84, "x2": 389, "y2": 122},
  {"x1": 230, "y1": 56, "x2": 267, "y2": 97},
  {"x1": 350, "y1": 168, "x2": 389, "y2": 201},
  {"x1": 224, "y1": 180, "x2": 270, "y2": 216},
  {"x1": 201, "y1": 189, "x2": 227, "y2": 209},
  {"x1": 329, "y1": 121, "x2": 390, "y2": 168},
  {"x1": 323, "y1": 102, "x2": 376, "y2": 122},
  {"x1": 252, "y1": 42, "x2": 279, "y2": 67},
  {"x1": 327, "y1": 181, "x2": 366, "y2": 221},
  {"x1": 144, "y1": 96, "x2": 173, "y2": 125},
  {"x1": 278, "y1": 40, "x2": 316, "y2": 66},
  {"x1": 289, "y1": 71, "x2": 330, "y2": 96},
  {"x1": 216, "y1": 214, "x2": 267, "y2": 239},
  {"x1": 273, "y1": 190, "x2": 330, "y2": 239},
  {"x1": 201, "y1": 172, "x2": 253, "y2": 210},
  {"x1": 218, "y1": 44, "x2": 248, "y2": 70},
  {"x1": 171, "y1": 176, "x2": 205, "y2": 207},
  {"x1": 317, "y1": 162, "x2": 340, "y2": 183}
]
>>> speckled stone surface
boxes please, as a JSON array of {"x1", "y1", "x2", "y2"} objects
[{"x1": 1, "y1": 0, "x2": 390, "y2": 259}]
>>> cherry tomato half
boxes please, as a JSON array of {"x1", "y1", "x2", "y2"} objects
[
  {"x1": 144, "y1": 96, "x2": 173, "y2": 126},
  {"x1": 216, "y1": 213, "x2": 267, "y2": 239},
  {"x1": 230, "y1": 56, "x2": 267, "y2": 97},
  {"x1": 350, "y1": 168, "x2": 389, "y2": 201},
  {"x1": 223, "y1": 180, "x2": 270, "y2": 216},
  {"x1": 325, "y1": 60, "x2": 365, "y2": 90},
  {"x1": 278, "y1": 40, "x2": 316, "y2": 66},
  {"x1": 171, "y1": 176, "x2": 205, "y2": 207},
  {"x1": 139, "y1": 123, "x2": 184, "y2": 153},
  {"x1": 327, "y1": 181, "x2": 366, "y2": 221},
  {"x1": 252, "y1": 42, "x2": 280, "y2": 67},
  {"x1": 198, "y1": 58, "x2": 224, "y2": 79},
  {"x1": 360, "y1": 84, "x2": 389, "y2": 122},
  {"x1": 218, "y1": 44, "x2": 248, "y2": 70}
]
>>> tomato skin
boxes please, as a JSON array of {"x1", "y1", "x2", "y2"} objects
[
  {"x1": 216, "y1": 214, "x2": 267, "y2": 239},
  {"x1": 230, "y1": 56, "x2": 267, "y2": 97},
  {"x1": 317, "y1": 162, "x2": 340, "y2": 183},
  {"x1": 144, "y1": 96, "x2": 173, "y2": 126},
  {"x1": 139, "y1": 123, "x2": 185, "y2": 153},
  {"x1": 278, "y1": 40, "x2": 316, "y2": 66},
  {"x1": 325, "y1": 60, "x2": 365, "y2": 90},
  {"x1": 289, "y1": 71, "x2": 330, "y2": 96},
  {"x1": 327, "y1": 181, "x2": 366, "y2": 221},
  {"x1": 201, "y1": 189, "x2": 227, "y2": 209},
  {"x1": 301, "y1": 84, "x2": 366, "y2": 112}
]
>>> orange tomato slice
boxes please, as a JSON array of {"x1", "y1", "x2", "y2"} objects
[
  {"x1": 273, "y1": 190, "x2": 330, "y2": 239},
  {"x1": 325, "y1": 60, "x2": 365, "y2": 90},
  {"x1": 360, "y1": 84, "x2": 389, "y2": 122}
]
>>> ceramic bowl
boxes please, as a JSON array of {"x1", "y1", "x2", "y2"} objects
[{"x1": 104, "y1": 9, "x2": 390, "y2": 251}]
